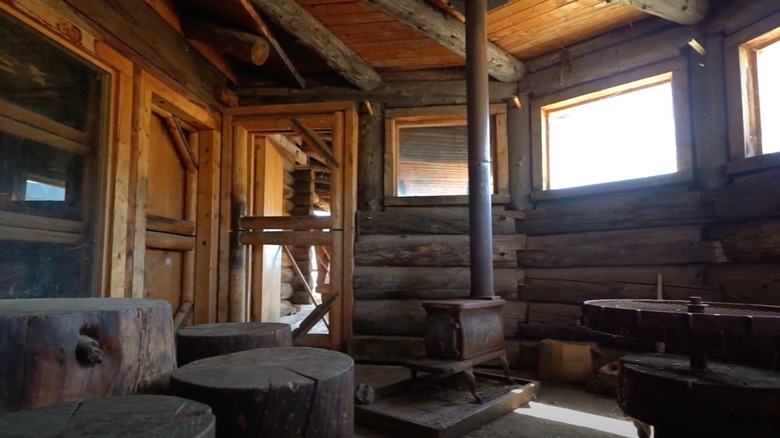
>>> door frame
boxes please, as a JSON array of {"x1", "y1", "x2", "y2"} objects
[{"x1": 223, "y1": 102, "x2": 358, "y2": 351}]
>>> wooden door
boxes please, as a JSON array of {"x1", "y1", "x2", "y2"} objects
[{"x1": 143, "y1": 110, "x2": 197, "y2": 317}]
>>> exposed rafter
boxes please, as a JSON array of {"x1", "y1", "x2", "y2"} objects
[
  {"x1": 612, "y1": 0, "x2": 709, "y2": 25},
  {"x1": 185, "y1": 0, "x2": 306, "y2": 88},
  {"x1": 249, "y1": 0, "x2": 383, "y2": 91},
  {"x1": 181, "y1": 16, "x2": 270, "y2": 66},
  {"x1": 361, "y1": 0, "x2": 525, "y2": 82}
]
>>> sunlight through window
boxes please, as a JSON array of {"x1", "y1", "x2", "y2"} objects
[
  {"x1": 757, "y1": 39, "x2": 780, "y2": 154},
  {"x1": 512, "y1": 401, "x2": 639, "y2": 437},
  {"x1": 543, "y1": 77, "x2": 677, "y2": 190}
]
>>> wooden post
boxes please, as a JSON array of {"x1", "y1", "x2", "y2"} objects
[
  {"x1": 229, "y1": 126, "x2": 249, "y2": 322},
  {"x1": 508, "y1": 94, "x2": 531, "y2": 210},
  {"x1": 194, "y1": 130, "x2": 221, "y2": 324},
  {"x1": 358, "y1": 102, "x2": 384, "y2": 212}
]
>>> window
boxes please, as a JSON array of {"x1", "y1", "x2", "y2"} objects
[
  {"x1": 385, "y1": 105, "x2": 508, "y2": 200},
  {"x1": 734, "y1": 25, "x2": 780, "y2": 157},
  {"x1": 0, "y1": 9, "x2": 106, "y2": 298},
  {"x1": 531, "y1": 60, "x2": 691, "y2": 193},
  {"x1": 542, "y1": 74, "x2": 677, "y2": 190}
]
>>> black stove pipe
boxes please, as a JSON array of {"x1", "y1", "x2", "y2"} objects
[{"x1": 466, "y1": 0, "x2": 494, "y2": 298}]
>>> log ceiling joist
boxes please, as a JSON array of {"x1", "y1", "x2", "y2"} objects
[
  {"x1": 612, "y1": 0, "x2": 709, "y2": 25},
  {"x1": 181, "y1": 16, "x2": 270, "y2": 66},
  {"x1": 249, "y1": 0, "x2": 383, "y2": 91},
  {"x1": 361, "y1": 0, "x2": 525, "y2": 83},
  {"x1": 184, "y1": 0, "x2": 306, "y2": 88}
]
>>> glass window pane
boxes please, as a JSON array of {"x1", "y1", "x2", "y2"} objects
[
  {"x1": 757, "y1": 40, "x2": 780, "y2": 154},
  {"x1": 398, "y1": 125, "x2": 470, "y2": 196},
  {"x1": 0, "y1": 10, "x2": 101, "y2": 132},
  {"x1": 545, "y1": 81, "x2": 677, "y2": 190}
]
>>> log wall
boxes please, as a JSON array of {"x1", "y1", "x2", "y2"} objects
[{"x1": 350, "y1": 0, "x2": 780, "y2": 364}]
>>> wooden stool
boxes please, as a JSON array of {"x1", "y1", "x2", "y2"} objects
[
  {"x1": 171, "y1": 347, "x2": 354, "y2": 437},
  {"x1": 0, "y1": 395, "x2": 215, "y2": 437},
  {"x1": 0, "y1": 298, "x2": 175, "y2": 413},
  {"x1": 176, "y1": 322, "x2": 292, "y2": 365}
]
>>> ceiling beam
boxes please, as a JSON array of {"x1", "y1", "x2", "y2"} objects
[
  {"x1": 249, "y1": 0, "x2": 383, "y2": 91},
  {"x1": 361, "y1": 0, "x2": 525, "y2": 82},
  {"x1": 184, "y1": 0, "x2": 306, "y2": 88},
  {"x1": 612, "y1": 0, "x2": 709, "y2": 25},
  {"x1": 181, "y1": 16, "x2": 270, "y2": 66}
]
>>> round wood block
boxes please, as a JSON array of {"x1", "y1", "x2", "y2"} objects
[
  {"x1": 171, "y1": 347, "x2": 354, "y2": 437},
  {"x1": 176, "y1": 322, "x2": 292, "y2": 366},
  {"x1": 0, "y1": 298, "x2": 175, "y2": 414},
  {"x1": 0, "y1": 395, "x2": 215, "y2": 437},
  {"x1": 619, "y1": 354, "x2": 780, "y2": 437}
]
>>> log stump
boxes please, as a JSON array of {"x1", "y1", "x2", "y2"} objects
[
  {"x1": 176, "y1": 322, "x2": 292, "y2": 366},
  {"x1": 171, "y1": 347, "x2": 354, "y2": 437},
  {"x1": 0, "y1": 298, "x2": 175, "y2": 413},
  {"x1": 0, "y1": 395, "x2": 215, "y2": 437}
]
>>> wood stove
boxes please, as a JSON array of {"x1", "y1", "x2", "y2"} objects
[{"x1": 402, "y1": 0, "x2": 512, "y2": 403}]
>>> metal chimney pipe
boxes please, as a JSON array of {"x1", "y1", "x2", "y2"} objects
[{"x1": 466, "y1": 0, "x2": 494, "y2": 298}]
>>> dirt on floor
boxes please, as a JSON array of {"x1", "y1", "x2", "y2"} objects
[{"x1": 353, "y1": 365, "x2": 642, "y2": 438}]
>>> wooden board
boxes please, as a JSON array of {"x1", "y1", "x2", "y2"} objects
[
  {"x1": 147, "y1": 114, "x2": 186, "y2": 220},
  {"x1": 356, "y1": 373, "x2": 539, "y2": 438}
]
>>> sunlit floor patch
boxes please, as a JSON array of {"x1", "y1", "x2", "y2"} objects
[{"x1": 512, "y1": 401, "x2": 640, "y2": 437}]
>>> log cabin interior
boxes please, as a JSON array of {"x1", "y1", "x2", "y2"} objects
[{"x1": 2, "y1": 0, "x2": 780, "y2": 436}]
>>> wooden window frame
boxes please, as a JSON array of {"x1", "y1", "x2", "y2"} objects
[
  {"x1": 0, "y1": 0, "x2": 134, "y2": 297},
  {"x1": 530, "y1": 59, "x2": 692, "y2": 199},
  {"x1": 724, "y1": 11, "x2": 780, "y2": 176},
  {"x1": 383, "y1": 104, "x2": 509, "y2": 206}
]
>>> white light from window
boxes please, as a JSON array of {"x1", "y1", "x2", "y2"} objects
[
  {"x1": 757, "y1": 39, "x2": 780, "y2": 154},
  {"x1": 25, "y1": 179, "x2": 65, "y2": 201},
  {"x1": 545, "y1": 81, "x2": 677, "y2": 190}
]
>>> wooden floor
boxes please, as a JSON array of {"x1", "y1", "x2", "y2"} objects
[{"x1": 353, "y1": 365, "x2": 640, "y2": 438}]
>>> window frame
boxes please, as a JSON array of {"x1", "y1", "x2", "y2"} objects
[
  {"x1": 383, "y1": 104, "x2": 509, "y2": 204},
  {"x1": 0, "y1": 1, "x2": 134, "y2": 297},
  {"x1": 530, "y1": 59, "x2": 692, "y2": 197},
  {"x1": 724, "y1": 11, "x2": 780, "y2": 175}
]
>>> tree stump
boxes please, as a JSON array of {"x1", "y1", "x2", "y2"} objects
[
  {"x1": 0, "y1": 395, "x2": 215, "y2": 437},
  {"x1": 171, "y1": 347, "x2": 354, "y2": 437},
  {"x1": 176, "y1": 322, "x2": 292, "y2": 366},
  {"x1": 0, "y1": 298, "x2": 175, "y2": 413}
]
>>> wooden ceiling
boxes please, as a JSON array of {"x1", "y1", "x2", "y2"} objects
[{"x1": 157, "y1": 0, "x2": 685, "y2": 89}]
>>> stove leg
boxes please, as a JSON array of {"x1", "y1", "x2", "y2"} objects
[
  {"x1": 499, "y1": 352, "x2": 514, "y2": 384},
  {"x1": 463, "y1": 369, "x2": 483, "y2": 404}
]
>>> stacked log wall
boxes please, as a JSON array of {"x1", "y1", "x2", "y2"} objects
[
  {"x1": 349, "y1": 1, "x2": 780, "y2": 363},
  {"x1": 279, "y1": 164, "x2": 297, "y2": 316}
]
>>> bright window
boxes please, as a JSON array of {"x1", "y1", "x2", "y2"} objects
[
  {"x1": 542, "y1": 74, "x2": 678, "y2": 190},
  {"x1": 755, "y1": 38, "x2": 780, "y2": 154}
]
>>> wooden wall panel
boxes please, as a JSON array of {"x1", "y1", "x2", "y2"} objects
[{"x1": 147, "y1": 114, "x2": 186, "y2": 220}]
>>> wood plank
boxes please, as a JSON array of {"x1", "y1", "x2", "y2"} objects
[
  {"x1": 194, "y1": 130, "x2": 220, "y2": 324},
  {"x1": 0, "y1": 211, "x2": 86, "y2": 234},
  {"x1": 146, "y1": 215, "x2": 196, "y2": 236},
  {"x1": 229, "y1": 126, "x2": 249, "y2": 321},
  {"x1": 249, "y1": 0, "x2": 381, "y2": 90},
  {"x1": 266, "y1": 134, "x2": 307, "y2": 165},
  {"x1": 0, "y1": 225, "x2": 82, "y2": 244},
  {"x1": 290, "y1": 118, "x2": 340, "y2": 168},
  {"x1": 355, "y1": 234, "x2": 525, "y2": 267},
  {"x1": 145, "y1": 230, "x2": 196, "y2": 251},
  {"x1": 358, "y1": 206, "x2": 516, "y2": 235},
  {"x1": 340, "y1": 107, "x2": 359, "y2": 345},
  {"x1": 239, "y1": 230, "x2": 333, "y2": 246},
  {"x1": 508, "y1": 95, "x2": 531, "y2": 210},
  {"x1": 353, "y1": 266, "x2": 524, "y2": 300},
  {"x1": 240, "y1": 215, "x2": 333, "y2": 230},
  {"x1": 614, "y1": 0, "x2": 708, "y2": 25}
]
